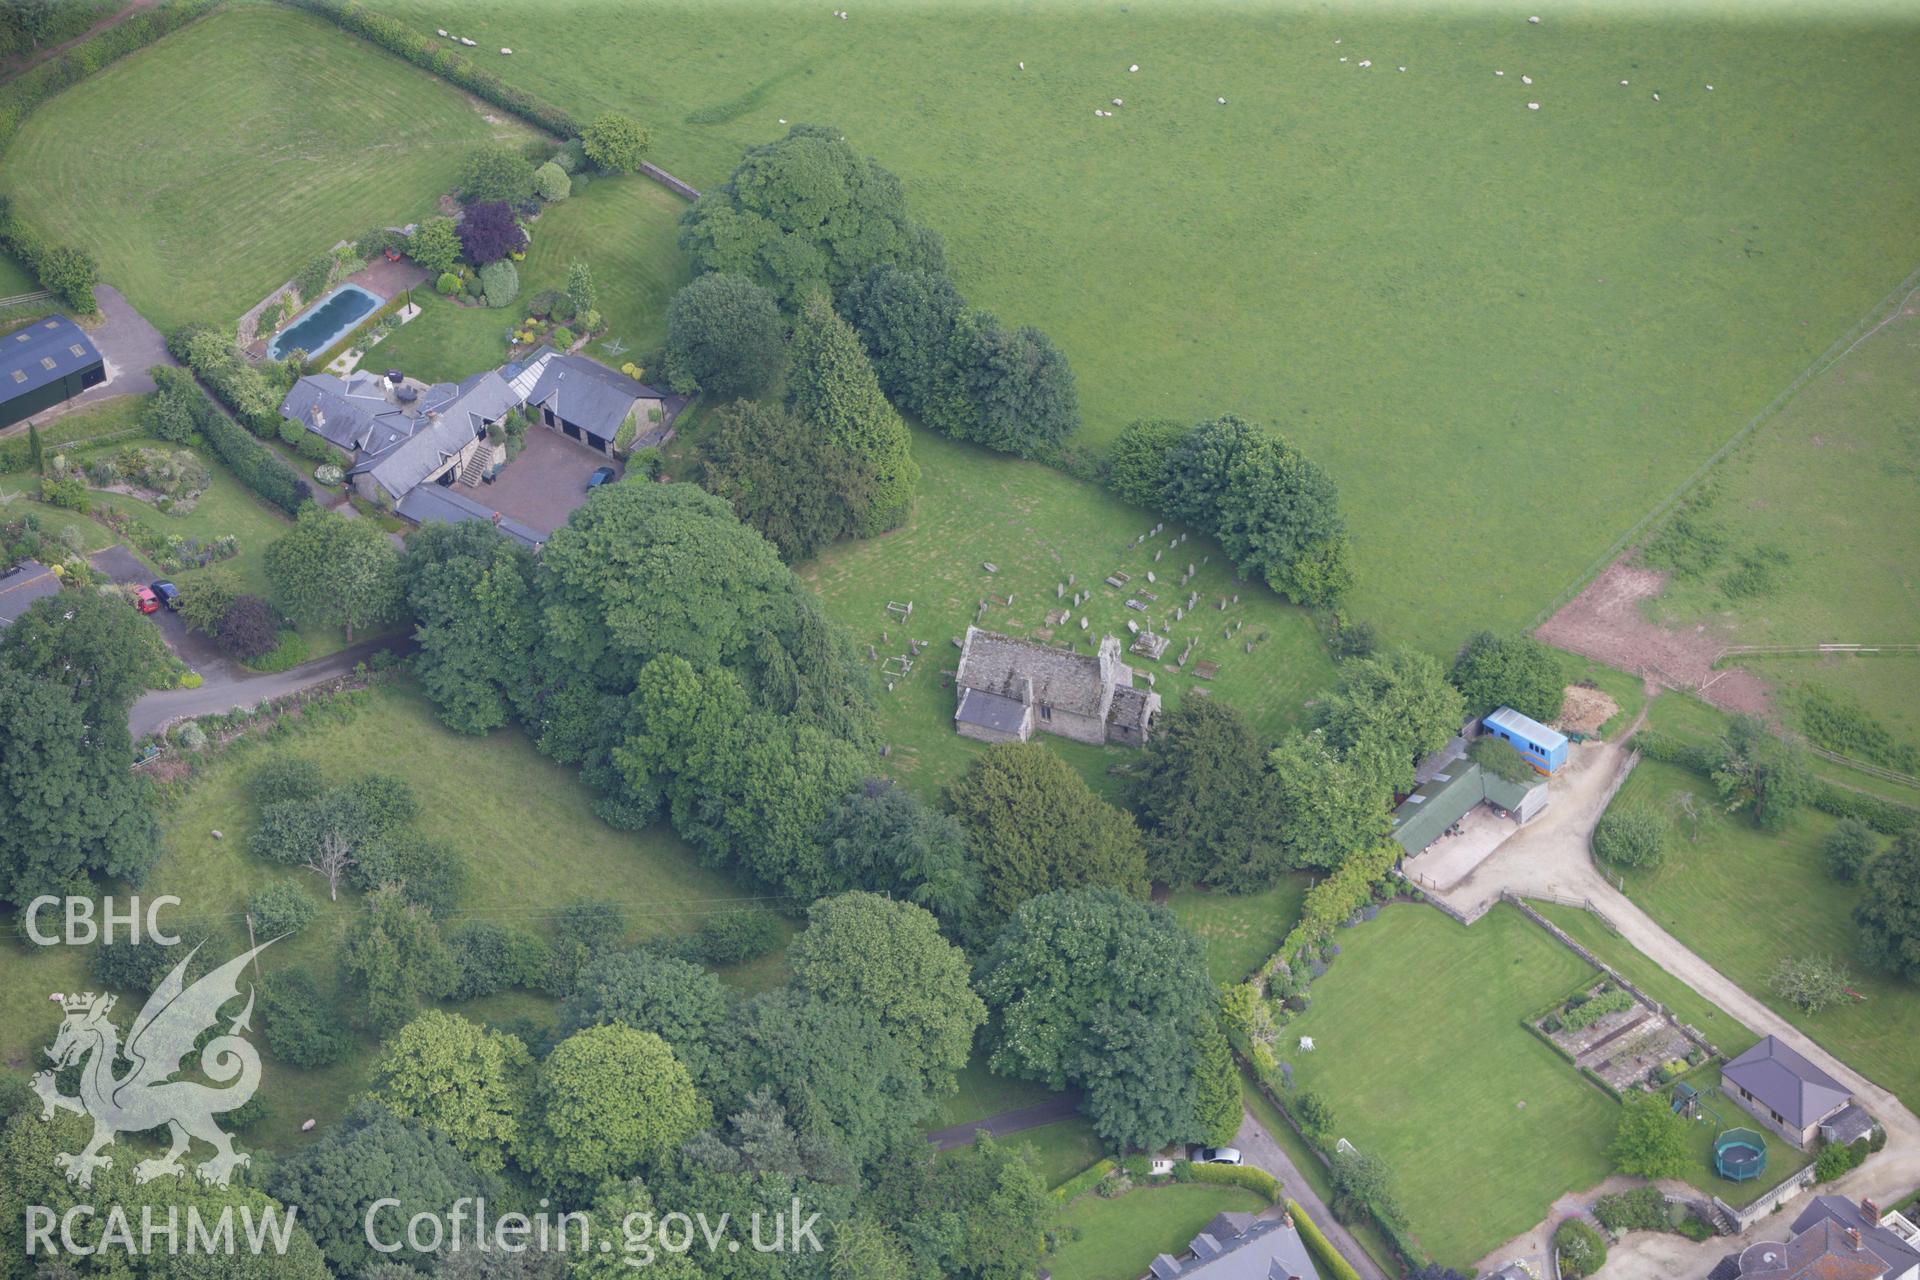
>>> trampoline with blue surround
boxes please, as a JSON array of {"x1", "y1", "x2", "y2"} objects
[{"x1": 1714, "y1": 1128, "x2": 1767, "y2": 1182}]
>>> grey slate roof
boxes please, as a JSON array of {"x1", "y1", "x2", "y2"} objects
[
  {"x1": 2, "y1": 315, "x2": 100, "y2": 401},
  {"x1": 1791, "y1": 1195, "x2": 1920, "y2": 1277},
  {"x1": 1821, "y1": 1104, "x2": 1876, "y2": 1147},
  {"x1": 1736, "y1": 1218, "x2": 1889, "y2": 1278},
  {"x1": 1143, "y1": 1213, "x2": 1320, "y2": 1280},
  {"x1": 353, "y1": 408, "x2": 484, "y2": 500},
  {"x1": 956, "y1": 626, "x2": 1118, "y2": 719},
  {"x1": 0, "y1": 559, "x2": 61, "y2": 624},
  {"x1": 281, "y1": 370, "x2": 416, "y2": 455},
  {"x1": 1724, "y1": 1036, "x2": 1852, "y2": 1130},
  {"x1": 955, "y1": 686, "x2": 1029, "y2": 736},
  {"x1": 1110, "y1": 684, "x2": 1155, "y2": 732},
  {"x1": 284, "y1": 367, "x2": 520, "y2": 502},
  {"x1": 509, "y1": 347, "x2": 661, "y2": 441},
  {"x1": 394, "y1": 485, "x2": 542, "y2": 550}
]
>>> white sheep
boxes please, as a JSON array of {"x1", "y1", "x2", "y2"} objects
[
  {"x1": 1112, "y1": 98, "x2": 1123, "y2": 105},
  {"x1": 1217, "y1": 96, "x2": 1227, "y2": 104},
  {"x1": 1339, "y1": 56, "x2": 1348, "y2": 62},
  {"x1": 1018, "y1": 61, "x2": 1024, "y2": 69},
  {"x1": 1528, "y1": 14, "x2": 1541, "y2": 22},
  {"x1": 436, "y1": 28, "x2": 448, "y2": 36},
  {"x1": 1495, "y1": 69, "x2": 1504, "y2": 76},
  {"x1": 1620, "y1": 79, "x2": 1629, "y2": 85},
  {"x1": 1129, "y1": 63, "x2": 1139, "y2": 72},
  {"x1": 1521, "y1": 75, "x2": 1532, "y2": 84},
  {"x1": 1527, "y1": 101, "x2": 1540, "y2": 110},
  {"x1": 1652, "y1": 92, "x2": 1660, "y2": 101},
  {"x1": 1398, "y1": 66, "x2": 1407, "y2": 72},
  {"x1": 1706, "y1": 84, "x2": 1714, "y2": 90},
  {"x1": 1358, "y1": 59, "x2": 1371, "y2": 67},
  {"x1": 500, "y1": 47, "x2": 512, "y2": 54}
]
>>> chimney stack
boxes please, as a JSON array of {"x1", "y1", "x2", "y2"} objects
[
  {"x1": 1846, "y1": 1227, "x2": 1862, "y2": 1251},
  {"x1": 1862, "y1": 1199, "x2": 1881, "y2": 1225}
]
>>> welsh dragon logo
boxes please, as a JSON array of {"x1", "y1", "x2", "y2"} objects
[{"x1": 34, "y1": 940, "x2": 275, "y2": 1187}]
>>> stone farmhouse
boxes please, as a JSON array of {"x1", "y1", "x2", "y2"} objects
[
  {"x1": 1721, "y1": 1035, "x2": 1871, "y2": 1150},
  {"x1": 1709, "y1": 1194, "x2": 1920, "y2": 1280},
  {"x1": 953, "y1": 626, "x2": 1159, "y2": 747},
  {"x1": 280, "y1": 347, "x2": 666, "y2": 508}
]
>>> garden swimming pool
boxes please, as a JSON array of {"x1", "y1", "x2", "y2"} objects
[{"x1": 269, "y1": 283, "x2": 383, "y2": 360}]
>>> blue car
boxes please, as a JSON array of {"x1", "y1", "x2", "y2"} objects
[
  {"x1": 587, "y1": 466, "x2": 617, "y2": 491},
  {"x1": 149, "y1": 581, "x2": 180, "y2": 611}
]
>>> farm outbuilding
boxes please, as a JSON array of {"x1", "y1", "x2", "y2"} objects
[
  {"x1": 1483, "y1": 705, "x2": 1569, "y2": 774},
  {"x1": 0, "y1": 315, "x2": 105, "y2": 429}
]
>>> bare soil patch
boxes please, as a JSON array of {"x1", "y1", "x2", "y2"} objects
[
  {"x1": 1554, "y1": 685, "x2": 1620, "y2": 737},
  {"x1": 1536, "y1": 562, "x2": 1771, "y2": 716}
]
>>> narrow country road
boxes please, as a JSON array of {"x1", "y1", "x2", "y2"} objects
[
  {"x1": 925, "y1": 1093, "x2": 1084, "y2": 1151},
  {"x1": 1232, "y1": 1108, "x2": 1389, "y2": 1280},
  {"x1": 129, "y1": 636, "x2": 406, "y2": 739},
  {"x1": 1441, "y1": 707, "x2": 1920, "y2": 1279}
]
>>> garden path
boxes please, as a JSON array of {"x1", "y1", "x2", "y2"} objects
[
  {"x1": 1440, "y1": 705, "x2": 1920, "y2": 1278},
  {"x1": 1230, "y1": 1109, "x2": 1389, "y2": 1280}
]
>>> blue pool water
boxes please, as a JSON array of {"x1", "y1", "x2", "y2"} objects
[{"x1": 269, "y1": 284, "x2": 383, "y2": 360}]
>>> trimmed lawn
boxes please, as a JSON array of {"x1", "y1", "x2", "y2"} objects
[
  {"x1": 799, "y1": 428, "x2": 1334, "y2": 800},
  {"x1": 999, "y1": 1118, "x2": 1109, "y2": 1191},
  {"x1": 1280, "y1": 903, "x2": 1619, "y2": 1271},
  {"x1": 0, "y1": 681, "x2": 779, "y2": 1155},
  {"x1": 374, "y1": 174, "x2": 690, "y2": 386},
  {"x1": 1170, "y1": 877, "x2": 1310, "y2": 986},
  {"x1": 1602, "y1": 754, "x2": 1920, "y2": 1113},
  {"x1": 1674, "y1": 1083, "x2": 1813, "y2": 1208},
  {"x1": 4, "y1": 5, "x2": 538, "y2": 333},
  {"x1": 368, "y1": 292, "x2": 513, "y2": 387},
  {"x1": 1044, "y1": 1186, "x2": 1268, "y2": 1280},
  {"x1": 519, "y1": 174, "x2": 691, "y2": 365},
  {"x1": 931, "y1": 1051, "x2": 1060, "y2": 1129},
  {"x1": 368, "y1": 0, "x2": 1920, "y2": 652}
]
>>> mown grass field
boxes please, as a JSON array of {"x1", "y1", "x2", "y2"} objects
[
  {"x1": 1170, "y1": 876, "x2": 1310, "y2": 986},
  {"x1": 374, "y1": 173, "x2": 691, "y2": 384},
  {"x1": 798, "y1": 428, "x2": 1334, "y2": 800},
  {"x1": 3, "y1": 5, "x2": 537, "y2": 334},
  {"x1": 366, "y1": 0, "x2": 1920, "y2": 651},
  {"x1": 1643, "y1": 306, "x2": 1920, "y2": 757},
  {"x1": 1601, "y1": 752, "x2": 1920, "y2": 1113},
  {"x1": 1279, "y1": 903, "x2": 1618, "y2": 1271},
  {"x1": 0, "y1": 681, "x2": 788, "y2": 1156},
  {"x1": 1044, "y1": 1185, "x2": 1269, "y2": 1280}
]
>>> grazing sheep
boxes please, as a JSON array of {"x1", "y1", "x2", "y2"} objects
[
  {"x1": 436, "y1": 28, "x2": 448, "y2": 36},
  {"x1": 1398, "y1": 65, "x2": 1407, "y2": 71},
  {"x1": 1527, "y1": 101, "x2": 1540, "y2": 110},
  {"x1": 1129, "y1": 63, "x2": 1139, "y2": 72},
  {"x1": 1521, "y1": 75, "x2": 1532, "y2": 84},
  {"x1": 1339, "y1": 56, "x2": 1348, "y2": 61},
  {"x1": 1112, "y1": 98, "x2": 1123, "y2": 105},
  {"x1": 1358, "y1": 59, "x2": 1371, "y2": 67},
  {"x1": 1217, "y1": 96, "x2": 1227, "y2": 104},
  {"x1": 1621, "y1": 79, "x2": 1629, "y2": 85},
  {"x1": 1528, "y1": 14, "x2": 1541, "y2": 22},
  {"x1": 1706, "y1": 84, "x2": 1714, "y2": 90},
  {"x1": 500, "y1": 47, "x2": 512, "y2": 54},
  {"x1": 1652, "y1": 92, "x2": 1660, "y2": 101},
  {"x1": 1018, "y1": 61, "x2": 1024, "y2": 69}
]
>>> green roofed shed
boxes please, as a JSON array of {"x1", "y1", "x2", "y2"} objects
[{"x1": 1390, "y1": 761, "x2": 1486, "y2": 854}]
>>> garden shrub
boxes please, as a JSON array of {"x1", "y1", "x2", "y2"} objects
[
  {"x1": 171, "y1": 720, "x2": 207, "y2": 750},
  {"x1": 671, "y1": 907, "x2": 782, "y2": 967},
  {"x1": 1188, "y1": 1161, "x2": 1281, "y2": 1202},
  {"x1": 1050, "y1": 1159, "x2": 1116, "y2": 1203},
  {"x1": 1593, "y1": 1186, "x2": 1670, "y2": 1233},
  {"x1": 435, "y1": 272, "x2": 461, "y2": 295},
  {"x1": 1821, "y1": 819, "x2": 1883, "y2": 882},
  {"x1": 1799, "y1": 683, "x2": 1919, "y2": 774},
  {"x1": 293, "y1": 253, "x2": 334, "y2": 303},
  {"x1": 1595, "y1": 803, "x2": 1670, "y2": 869},
  {"x1": 243, "y1": 629, "x2": 312, "y2": 673},
  {"x1": 314, "y1": 464, "x2": 344, "y2": 487},
  {"x1": 38, "y1": 474, "x2": 87, "y2": 511},
  {"x1": 481, "y1": 259, "x2": 520, "y2": 308},
  {"x1": 532, "y1": 161, "x2": 571, "y2": 201},
  {"x1": 1286, "y1": 1200, "x2": 1363, "y2": 1280},
  {"x1": 259, "y1": 969, "x2": 349, "y2": 1069},
  {"x1": 251, "y1": 756, "x2": 325, "y2": 807},
  {"x1": 248, "y1": 880, "x2": 320, "y2": 939},
  {"x1": 448, "y1": 921, "x2": 550, "y2": 1000},
  {"x1": 0, "y1": 198, "x2": 100, "y2": 312},
  {"x1": 550, "y1": 325, "x2": 574, "y2": 347},
  {"x1": 1560, "y1": 988, "x2": 1635, "y2": 1031},
  {"x1": 1555, "y1": 1219, "x2": 1607, "y2": 1278},
  {"x1": 1815, "y1": 1139, "x2": 1867, "y2": 1182},
  {"x1": 219, "y1": 596, "x2": 281, "y2": 661}
]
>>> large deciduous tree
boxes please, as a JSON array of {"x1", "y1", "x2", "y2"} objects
[
  {"x1": 1320, "y1": 647, "x2": 1465, "y2": 796},
  {"x1": 788, "y1": 892, "x2": 986, "y2": 1094},
  {"x1": 1856, "y1": 831, "x2": 1920, "y2": 982},
  {"x1": 458, "y1": 145, "x2": 535, "y2": 203},
  {"x1": 456, "y1": 200, "x2": 527, "y2": 265},
  {"x1": 407, "y1": 216, "x2": 461, "y2": 275},
  {"x1": 1265, "y1": 732, "x2": 1392, "y2": 871},
  {"x1": 265, "y1": 505, "x2": 403, "y2": 642},
  {"x1": 678, "y1": 124, "x2": 943, "y2": 308},
  {"x1": 371, "y1": 1011, "x2": 533, "y2": 1173},
  {"x1": 865, "y1": 1135, "x2": 1051, "y2": 1280},
  {"x1": 1106, "y1": 417, "x2": 1188, "y2": 507},
  {"x1": 1130, "y1": 698, "x2": 1283, "y2": 891},
  {"x1": 844, "y1": 263, "x2": 971, "y2": 432},
  {"x1": 814, "y1": 779, "x2": 980, "y2": 926},
  {"x1": 0, "y1": 593, "x2": 162, "y2": 905},
  {"x1": 524, "y1": 1024, "x2": 706, "y2": 1194},
  {"x1": 662, "y1": 272, "x2": 788, "y2": 400},
  {"x1": 951, "y1": 312, "x2": 1079, "y2": 458},
  {"x1": 979, "y1": 887, "x2": 1218, "y2": 1151},
  {"x1": 945, "y1": 741, "x2": 1149, "y2": 923},
  {"x1": 1448, "y1": 630, "x2": 1565, "y2": 722},
  {"x1": 558, "y1": 947, "x2": 731, "y2": 1086},
  {"x1": 1709, "y1": 715, "x2": 1814, "y2": 831},
  {"x1": 399, "y1": 520, "x2": 540, "y2": 734},
  {"x1": 340, "y1": 884, "x2": 460, "y2": 1034},
  {"x1": 786, "y1": 292, "x2": 918, "y2": 532},
  {"x1": 1607, "y1": 1092, "x2": 1691, "y2": 1180}
]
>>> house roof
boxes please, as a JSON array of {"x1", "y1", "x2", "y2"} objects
[
  {"x1": 1144, "y1": 1213, "x2": 1321, "y2": 1280},
  {"x1": 0, "y1": 559, "x2": 60, "y2": 624},
  {"x1": 2, "y1": 315, "x2": 100, "y2": 403},
  {"x1": 1484, "y1": 705, "x2": 1568, "y2": 752},
  {"x1": 956, "y1": 626, "x2": 1123, "y2": 720},
  {"x1": 955, "y1": 686, "x2": 1029, "y2": 736},
  {"x1": 1724, "y1": 1036, "x2": 1852, "y2": 1130},
  {"x1": 1110, "y1": 684, "x2": 1158, "y2": 732},
  {"x1": 393, "y1": 485, "x2": 542, "y2": 549},
  {"x1": 1792, "y1": 1196, "x2": 1920, "y2": 1278},
  {"x1": 353, "y1": 408, "x2": 484, "y2": 500},
  {"x1": 1737, "y1": 1218, "x2": 1891, "y2": 1278},
  {"x1": 509, "y1": 348, "x2": 661, "y2": 440}
]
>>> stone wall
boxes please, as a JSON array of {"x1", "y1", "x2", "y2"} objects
[{"x1": 1714, "y1": 1165, "x2": 1818, "y2": 1234}]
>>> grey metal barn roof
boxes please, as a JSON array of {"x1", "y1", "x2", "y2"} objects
[
  {"x1": 1723, "y1": 1036, "x2": 1851, "y2": 1130},
  {"x1": 394, "y1": 486, "x2": 542, "y2": 549},
  {"x1": 507, "y1": 347, "x2": 662, "y2": 440},
  {"x1": 3, "y1": 315, "x2": 101, "y2": 401},
  {"x1": 0, "y1": 560, "x2": 61, "y2": 624}
]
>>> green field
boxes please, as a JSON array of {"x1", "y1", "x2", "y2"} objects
[
  {"x1": 3, "y1": 5, "x2": 537, "y2": 334},
  {"x1": 364, "y1": 0, "x2": 1920, "y2": 651},
  {"x1": 1642, "y1": 305, "x2": 1920, "y2": 757},
  {"x1": 1602, "y1": 754, "x2": 1920, "y2": 1112},
  {"x1": 1044, "y1": 1185, "x2": 1269, "y2": 1280},
  {"x1": 374, "y1": 173, "x2": 691, "y2": 384},
  {"x1": 798, "y1": 428, "x2": 1335, "y2": 799},
  {"x1": 0, "y1": 252, "x2": 36, "y2": 297},
  {"x1": 1170, "y1": 877, "x2": 1310, "y2": 986},
  {"x1": 0, "y1": 681, "x2": 786, "y2": 1155},
  {"x1": 1279, "y1": 903, "x2": 1618, "y2": 1270}
]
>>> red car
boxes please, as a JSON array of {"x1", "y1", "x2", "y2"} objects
[{"x1": 134, "y1": 586, "x2": 160, "y2": 615}]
